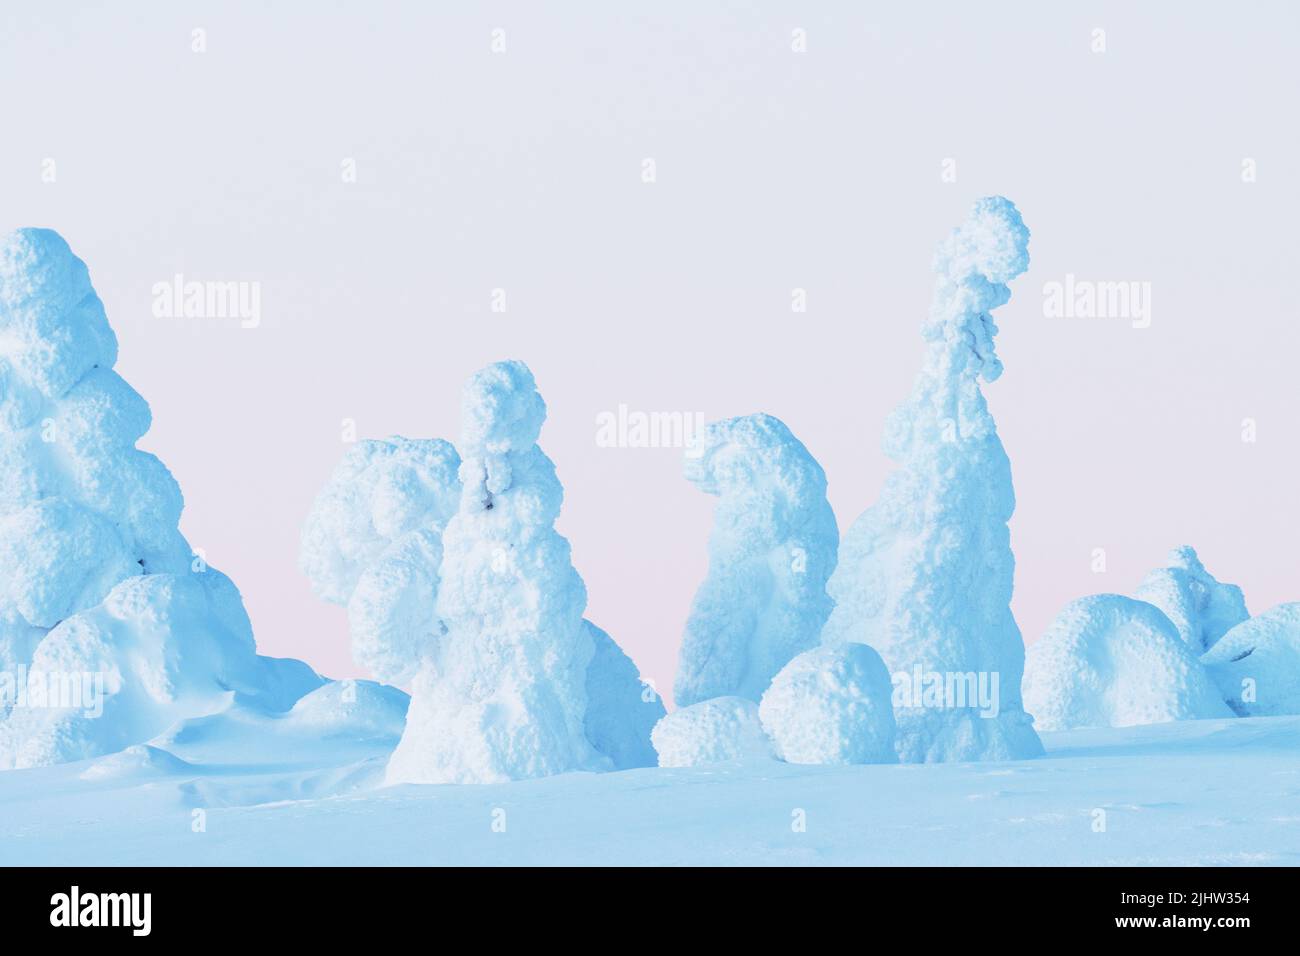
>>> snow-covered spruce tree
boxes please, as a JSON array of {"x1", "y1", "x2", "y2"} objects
[
  {"x1": 300, "y1": 436, "x2": 463, "y2": 685},
  {"x1": 821, "y1": 197, "x2": 1043, "y2": 762},
  {"x1": 1023, "y1": 594, "x2": 1231, "y2": 732},
  {"x1": 1135, "y1": 546, "x2": 1248, "y2": 653},
  {"x1": 0, "y1": 228, "x2": 319, "y2": 768},
  {"x1": 673, "y1": 413, "x2": 838, "y2": 708},
  {"x1": 369, "y1": 361, "x2": 657, "y2": 783}
]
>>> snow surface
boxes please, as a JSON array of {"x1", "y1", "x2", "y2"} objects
[
  {"x1": 674, "y1": 414, "x2": 837, "y2": 708},
  {"x1": 1, "y1": 715, "x2": 1296, "y2": 865},
  {"x1": 1135, "y1": 545, "x2": 1249, "y2": 653},
  {"x1": 1024, "y1": 594, "x2": 1232, "y2": 732},
  {"x1": 1203, "y1": 603, "x2": 1300, "y2": 717},
  {"x1": 759, "y1": 644, "x2": 897, "y2": 765},
  {"x1": 822, "y1": 197, "x2": 1042, "y2": 763},
  {"x1": 650, "y1": 696, "x2": 771, "y2": 767}
]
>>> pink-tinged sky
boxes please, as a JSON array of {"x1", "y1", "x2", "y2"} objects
[{"x1": 3, "y1": 3, "x2": 1297, "y2": 706}]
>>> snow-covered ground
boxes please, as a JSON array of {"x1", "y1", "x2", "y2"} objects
[{"x1": 2, "y1": 713, "x2": 1296, "y2": 866}]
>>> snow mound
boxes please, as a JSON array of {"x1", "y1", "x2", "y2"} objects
[
  {"x1": 0, "y1": 570, "x2": 324, "y2": 769},
  {"x1": 822, "y1": 197, "x2": 1043, "y2": 762},
  {"x1": 1135, "y1": 546, "x2": 1248, "y2": 653},
  {"x1": 283, "y1": 679, "x2": 410, "y2": 739},
  {"x1": 1202, "y1": 603, "x2": 1300, "y2": 716},
  {"x1": 386, "y1": 361, "x2": 606, "y2": 784},
  {"x1": 583, "y1": 621, "x2": 664, "y2": 769},
  {"x1": 1024, "y1": 594, "x2": 1232, "y2": 732},
  {"x1": 79, "y1": 743, "x2": 195, "y2": 781},
  {"x1": 651, "y1": 697, "x2": 771, "y2": 768},
  {"x1": 759, "y1": 644, "x2": 897, "y2": 765},
  {"x1": 674, "y1": 413, "x2": 838, "y2": 707},
  {"x1": 0, "y1": 228, "x2": 327, "y2": 769}
]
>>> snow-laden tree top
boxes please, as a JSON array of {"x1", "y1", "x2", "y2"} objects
[
  {"x1": 0, "y1": 228, "x2": 118, "y2": 426},
  {"x1": 883, "y1": 196, "x2": 1030, "y2": 463}
]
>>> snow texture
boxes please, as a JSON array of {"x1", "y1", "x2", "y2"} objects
[
  {"x1": 650, "y1": 696, "x2": 771, "y2": 768},
  {"x1": 673, "y1": 413, "x2": 838, "y2": 708},
  {"x1": 3, "y1": 713, "x2": 1298, "y2": 865},
  {"x1": 1023, "y1": 594, "x2": 1232, "y2": 732},
  {"x1": 1202, "y1": 603, "x2": 1300, "y2": 717},
  {"x1": 0, "y1": 228, "x2": 324, "y2": 769},
  {"x1": 385, "y1": 361, "x2": 606, "y2": 784},
  {"x1": 1135, "y1": 545, "x2": 1249, "y2": 653},
  {"x1": 821, "y1": 197, "x2": 1043, "y2": 763},
  {"x1": 300, "y1": 437, "x2": 461, "y2": 683},
  {"x1": 759, "y1": 644, "x2": 897, "y2": 765}
]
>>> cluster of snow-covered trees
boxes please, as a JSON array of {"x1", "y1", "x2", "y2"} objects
[
  {"x1": 2, "y1": 199, "x2": 1297, "y2": 781},
  {"x1": 300, "y1": 361, "x2": 662, "y2": 783}
]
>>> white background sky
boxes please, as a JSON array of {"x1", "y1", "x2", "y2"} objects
[{"x1": 3, "y1": 2, "x2": 1297, "y2": 705}]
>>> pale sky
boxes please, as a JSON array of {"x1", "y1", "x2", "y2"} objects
[{"x1": 3, "y1": 2, "x2": 1297, "y2": 705}]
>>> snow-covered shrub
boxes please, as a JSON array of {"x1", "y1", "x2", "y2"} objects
[
  {"x1": 674, "y1": 413, "x2": 838, "y2": 708},
  {"x1": 759, "y1": 644, "x2": 897, "y2": 765},
  {"x1": 300, "y1": 437, "x2": 461, "y2": 684},
  {"x1": 1023, "y1": 594, "x2": 1232, "y2": 732},
  {"x1": 822, "y1": 197, "x2": 1043, "y2": 763},
  {"x1": 650, "y1": 696, "x2": 771, "y2": 767},
  {"x1": 1202, "y1": 603, "x2": 1300, "y2": 716},
  {"x1": 0, "y1": 229, "x2": 321, "y2": 768},
  {"x1": 1135, "y1": 546, "x2": 1248, "y2": 653}
]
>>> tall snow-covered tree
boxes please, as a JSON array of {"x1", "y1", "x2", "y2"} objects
[
  {"x1": 822, "y1": 198, "x2": 1043, "y2": 762},
  {"x1": 0, "y1": 228, "x2": 319, "y2": 768}
]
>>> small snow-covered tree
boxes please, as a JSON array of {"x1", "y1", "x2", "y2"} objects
[
  {"x1": 822, "y1": 197, "x2": 1043, "y2": 762},
  {"x1": 300, "y1": 437, "x2": 462, "y2": 684},
  {"x1": 1023, "y1": 594, "x2": 1232, "y2": 731},
  {"x1": 1135, "y1": 546, "x2": 1248, "y2": 653},
  {"x1": 0, "y1": 229, "x2": 319, "y2": 768},
  {"x1": 673, "y1": 413, "x2": 837, "y2": 707}
]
